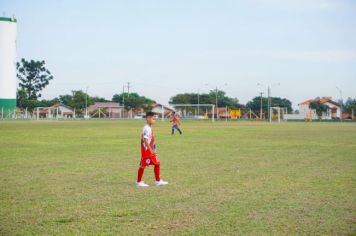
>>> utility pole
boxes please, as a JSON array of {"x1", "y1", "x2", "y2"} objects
[
  {"x1": 122, "y1": 85, "x2": 126, "y2": 107},
  {"x1": 127, "y1": 82, "x2": 131, "y2": 97},
  {"x1": 197, "y1": 89, "x2": 200, "y2": 117},
  {"x1": 215, "y1": 87, "x2": 218, "y2": 119},
  {"x1": 260, "y1": 92, "x2": 264, "y2": 120},
  {"x1": 85, "y1": 86, "x2": 89, "y2": 119},
  {"x1": 127, "y1": 82, "x2": 132, "y2": 118},
  {"x1": 268, "y1": 86, "x2": 271, "y2": 122},
  {"x1": 208, "y1": 83, "x2": 227, "y2": 120},
  {"x1": 336, "y1": 87, "x2": 343, "y2": 121},
  {"x1": 258, "y1": 83, "x2": 280, "y2": 123}
]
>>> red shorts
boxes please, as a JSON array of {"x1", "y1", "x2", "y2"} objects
[{"x1": 140, "y1": 155, "x2": 160, "y2": 167}]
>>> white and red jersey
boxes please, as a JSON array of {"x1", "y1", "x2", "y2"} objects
[{"x1": 141, "y1": 124, "x2": 155, "y2": 158}]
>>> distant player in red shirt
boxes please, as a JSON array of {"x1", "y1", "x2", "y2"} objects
[
  {"x1": 170, "y1": 112, "x2": 182, "y2": 135},
  {"x1": 136, "y1": 111, "x2": 168, "y2": 187}
]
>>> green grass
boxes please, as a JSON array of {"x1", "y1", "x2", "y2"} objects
[{"x1": 0, "y1": 120, "x2": 355, "y2": 235}]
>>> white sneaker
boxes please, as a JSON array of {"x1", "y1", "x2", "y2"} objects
[
  {"x1": 136, "y1": 181, "x2": 149, "y2": 187},
  {"x1": 155, "y1": 180, "x2": 168, "y2": 186}
]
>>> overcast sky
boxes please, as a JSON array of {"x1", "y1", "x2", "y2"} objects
[{"x1": 2, "y1": 0, "x2": 356, "y2": 108}]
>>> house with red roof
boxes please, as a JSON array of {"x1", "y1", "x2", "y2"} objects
[
  {"x1": 299, "y1": 97, "x2": 341, "y2": 120},
  {"x1": 284, "y1": 97, "x2": 341, "y2": 120}
]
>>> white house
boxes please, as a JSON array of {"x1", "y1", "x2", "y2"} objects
[{"x1": 285, "y1": 97, "x2": 341, "y2": 120}]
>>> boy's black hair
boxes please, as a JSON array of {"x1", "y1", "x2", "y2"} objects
[{"x1": 146, "y1": 111, "x2": 155, "y2": 118}]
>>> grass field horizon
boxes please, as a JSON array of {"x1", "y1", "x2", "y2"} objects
[{"x1": 1, "y1": 120, "x2": 355, "y2": 235}]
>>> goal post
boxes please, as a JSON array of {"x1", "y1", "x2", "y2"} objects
[
  {"x1": 168, "y1": 104, "x2": 215, "y2": 122},
  {"x1": 270, "y1": 107, "x2": 288, "y2": 122}
]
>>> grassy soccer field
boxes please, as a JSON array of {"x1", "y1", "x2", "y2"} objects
[{"x1": 0, "y1": 120, "x2": 355, "y2": 235}]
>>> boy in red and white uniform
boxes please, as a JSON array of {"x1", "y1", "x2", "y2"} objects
[
  {"x1": 170, "y1": 112, "x2": 182, "y2": 135},
  {"x1": 136, "y1": 111, "x2": 168, "y2": 187}
]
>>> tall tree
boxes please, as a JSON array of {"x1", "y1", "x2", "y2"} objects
[
  {"x1": 17, "y1": 88, "x2": 60, "y2": 111},
  {"x1": 16, "y1": 89, "x2": 29, "y2": 110},
  {"x1": 92, "y1": 96, "x2": 110, "y2": 102},
  {"x1": 112, "y1": 93, "x2": 155, "y2": 111},
  {"x1": 17, "y1": 59, "x2": 54, "y2": 100},
  {"x1": 59, "y1": 94, "x2": 73, "y2": 106},
  {"x1": 169, "y1": 90, "x2": 241, "y2": 108},
  {"x1": 246, "y1": 96, "x2": 293, "y2": 115},
  {"x1": 69, "y1": 90, "x2": 94, "y2": 110},
  {"x1": 309, "y1": 101, "x2": 328, "y2": 119},
  {"x1": 344, "y1": 98, "x2": 356, "y2": 114}
]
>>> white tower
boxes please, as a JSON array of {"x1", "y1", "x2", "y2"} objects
[{"x1": 0, "y1": 17, "x2": 17, "y2": 110}]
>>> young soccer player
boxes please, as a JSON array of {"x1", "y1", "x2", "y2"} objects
[
  {"x1": 170, "y1": 112, "x2": 182, "y2": 135},
  {"x1": 136, "y1": 111, "x2": 168, "y2": 187}
]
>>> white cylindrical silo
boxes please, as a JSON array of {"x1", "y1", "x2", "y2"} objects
[{"x1": 0, "y1": 17, "x2": 17, "y2": 110}]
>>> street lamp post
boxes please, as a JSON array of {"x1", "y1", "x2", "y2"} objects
[
  {"x1": 260, "y1": 92, "x2": 264, "y2": 119},
  {"x1": 213, "y1": 83, "x2": 228, "y2": 119},
  {"x1": 85, "y1": 86, "x2": 89, "y2": 119},
  {"x1": 268, "y1": 86, "x2": 271, "y2": 122},
  {"x1": 258, "y1": 83, "x2": 280, "y2": 122},
  {"x1": 336, "y1": 87, "x2": 343, "y2": 121},
  {"x1": 197, "y1": 89, "x2": 200, "y2": 117},
  {"x1": 122, "y1": 85, "x2": 126, "y2": 108},
  {"x1": 215, "y1": 87, "x2": 218, "y2": 117}
]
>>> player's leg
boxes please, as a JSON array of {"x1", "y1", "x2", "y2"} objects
[
  {"x1": 137, "y1": 166, "x2": 145, "y2": 182},
  {"x1": 155, "y1": 165, "x2": 168, "y2": 186},
  {"x1": 151, "y1": 156, "x2": 168, "y2": 186},
  {"x1": 154, "y1": 164, "x2": 160, "y2": 181},
  {"x1": 171, "y1": 125, "x2": 175, "y2": 135},
  {"x1": 136, "y1": 164, "x2": 149, "y2": 187},
  {"x1": 176, "y1": 126, "x2": 182, "y2": 134}
]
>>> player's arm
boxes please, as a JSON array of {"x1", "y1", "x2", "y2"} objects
[{"x1": 144, "y1": 138, "x2": 156, "y2": 156}]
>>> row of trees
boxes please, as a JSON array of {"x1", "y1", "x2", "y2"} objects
[
  {"x1": 18, "y1": 90, "x2": 156, "y2": 113},
  {"x1": 15, "y1": 59, "x2": 156, "y2": 113},
  {"x1": 169, "y1": 90, "x2": 242, "y2": 108},
  {"x1": 246, "y1": 96, "x2": 293, "y2": 115},
  {"x1": 112, "y1": 93, "x2": 155, "y2": 111},
  {"x1": 170, "y1": 92, "x2": 294, "y2": 117},
  {"x1": 15, "y1": 58, "x2": 356, "y2": 118},
  {"x1": 344, "y1": 98, "x2": 356, "y2": 114}
]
